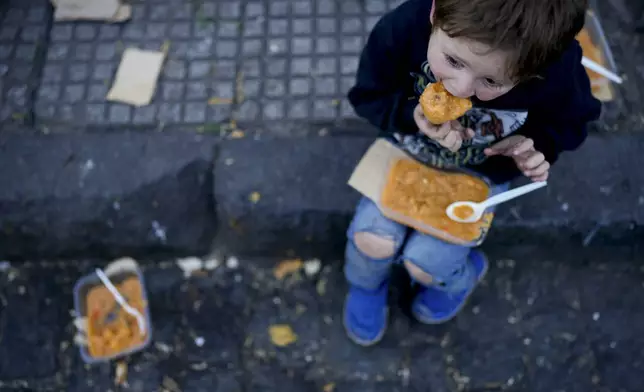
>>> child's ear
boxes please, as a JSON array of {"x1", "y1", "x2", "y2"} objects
[{"x1": 430, "y1": 0, "x2": 435, "y2": 24}]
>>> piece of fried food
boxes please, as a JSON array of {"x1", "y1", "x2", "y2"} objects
[{"x1": 420, "y1": 82, "x2": 472, "y2": 124}]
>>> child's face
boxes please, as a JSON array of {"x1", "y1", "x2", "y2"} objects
[{"x1": 427, "y1": 28, "x2": 516, "y2": 101}]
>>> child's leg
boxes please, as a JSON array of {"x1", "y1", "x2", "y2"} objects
[
  {"x1": 344, "y1": 197, "x2": 407, "y2": 346},
  {"x1": 401, "y1": 182, "x2": 509, "y2": 324},
  {"x1": 400, "y1": 231, "x2": 486, "y2": 323}
]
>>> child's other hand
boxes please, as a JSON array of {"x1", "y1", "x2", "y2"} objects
[
  {"x1": 413, "y1": 104, "x2": 474, "y2": 153},
  {"x1": 484, "y1": 135, "x2": 550, "y2": 182}
]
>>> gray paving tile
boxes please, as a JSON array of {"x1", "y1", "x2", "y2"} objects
[
  {"x1": 0, "y1": 0, "x2": 51, "y2": 123},
  {"x1": 36, "y1": 0, "x2": 242, "y2": 126},
  {"x1": 29, "y1": 0, "x2": 385, "y2": 126}
]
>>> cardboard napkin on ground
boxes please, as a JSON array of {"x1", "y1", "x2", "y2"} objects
[
  {"x1": 107, "y1": 48, "x2": 166, "y2": 106},
  {"x1": 51, "y1": 0, "x2": 131, "y2": 22},
  {"x1": 348, "y1": 138, "x2": 495, "y2": 246}
]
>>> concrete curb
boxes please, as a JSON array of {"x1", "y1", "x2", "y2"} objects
[
  {"x1": 213, "y1": 131, "x2": 644, "y2": 259},
  {"x1": 0, "y1": 131, "x2": 219, "y2": 260},
  {"x1": 1, "y1": 128, "x2": 642, "y2": 260}
]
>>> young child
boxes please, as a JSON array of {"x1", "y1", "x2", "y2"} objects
[{"x1": 344, "y1": 0, "x2": 601, "y2": 346}]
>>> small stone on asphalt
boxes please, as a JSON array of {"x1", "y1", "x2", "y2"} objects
[
  {"x1": 226, "y1": 256, "x2": 239, "y2": 269},
  {"x1": 303, "y1": 258, "x2": 321, "y2": 276},
  {"x1": 177, "y1": 256, "x2": 203, "y2": 277},
  {"x1": 204, "y1": 257, "x2": 220, "y2": 270}
]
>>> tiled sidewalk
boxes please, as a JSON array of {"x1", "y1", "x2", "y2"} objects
[
  {"x1": 2, "y1": 0, "x2": 644, "y2": 130},
  {"x1": 0, "y1": 0, "x2": 50, "y2": 122},
  {"x1": 2, "y1": 0, "x2": 406, "y2": 128}
]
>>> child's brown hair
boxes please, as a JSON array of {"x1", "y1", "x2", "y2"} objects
[{"x1": 433, "y1": 0, "x2": 588, "y2": 81}]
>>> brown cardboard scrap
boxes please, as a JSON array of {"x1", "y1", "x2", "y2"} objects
[
  {"x1": 51, "y1": 0, "x2": 130, "y2": 22},
  {"x1": 106, "y1": 48, "x2": 166, "y2": 106},
  {"x1": 348, "y1": 138, "x2": 408, "y2": 203},
  {"x1": 111, "y1": 5, "x2": 132, "y2": 22}
]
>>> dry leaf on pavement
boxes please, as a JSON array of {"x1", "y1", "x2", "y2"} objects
[
  {"x1": 323, "y1": 383, "x2": 336, "y2": 392},
  {"x1": 230, "y1": 130, "x2": 245, "y2": 139},
  {"x1": 273, "y1": 259, "x2": 304, "y2": 280},
  {"x1": 316, "y1": 277, "x2": 327, "y2": 296},
  {"x1": 269, "y1": 324, "x2": 298, "y2": 347},
  {"x1": 249, "y1": 192, "x2": 261, "y2": 204},
  {"x1": 114, "y1": 361, "x2": 128, "y2": 386},
  {"x1": 161, "y1": 376, "x2": 181, "y2": 392},
  {"x1": 208, "y1": 97, "x2": 234, "y2": 105}
]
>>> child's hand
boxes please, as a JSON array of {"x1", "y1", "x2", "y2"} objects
[
  {"x1": 413, "y1": 104, "x2": 474, "y2": 153},
  {"x1": 484, "y1": 135, "x2": 550, "y2": 182}
]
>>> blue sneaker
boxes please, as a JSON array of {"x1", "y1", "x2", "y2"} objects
[
  {"x1": 343, "y1": 282, "x2": 389, "y2": 346},
  {"x1": 411, "y1": 250, "x2": 488, "y2": 324}
]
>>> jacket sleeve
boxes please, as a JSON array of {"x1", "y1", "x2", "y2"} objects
[
  {"x1": 515, "y1": 41, "x2": 602, "y2": 166},
  {"x1": 347, "y1": 2, "x2": 421, "y2": 134}
]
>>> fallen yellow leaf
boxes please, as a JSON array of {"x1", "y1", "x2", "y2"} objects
[
  {"x1": 269, "y1": 324, "x2": 297, "y2": 347},
  {"x1": 316, "y1": 277, "x2": 327, "y2": 296},
  {"x1": 208, "y1": 97, "x2": 234, "y2": 105},
  {"x1": 11, "y1": 112, "x2": 26, "y2": 121},
  {"x1": 161, "y1": 39, "x2": 171, "y2": 54},
  {"x1": 162, "y1": 376, "x2": 181, "y2": 392},
  {"x1": 230, "y1": 130, "x2": 245, "y2": 139},
  {"x1": 249, "y1": 192, "x2": 261, "y2": 203},
  {"x1": 295, "y1": 303, "x2": 307, "y2": 316},
  {"x1": 273, "y1": 259, "x2": 303, "y2": 280},
  {"x1": 114, "y1": 361, "x2": 128, "y2": 386},
  {"x1": 323, "y1": 382, "x2": 336, "y2": 392}
]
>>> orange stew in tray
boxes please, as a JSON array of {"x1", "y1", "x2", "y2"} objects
[
  {"x1": 576, "y1": 27, "x2": 612, "y2": 101},
  {"x1": 381, "y1": 159, "x2": 492, "y2": 242},
  {"x1": 453, "y1": 205, "x2": 475, "y2": 221},
  {"x1": 86, "y1": 277, "x2": 147, "y2": 358}
]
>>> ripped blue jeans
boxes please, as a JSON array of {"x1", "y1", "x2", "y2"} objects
[{"x1": 345, "y1": 182, "x2": 509, "y2": 293}]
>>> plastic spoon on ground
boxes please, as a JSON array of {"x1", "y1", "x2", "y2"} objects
[
  {"x1": 446, "y1": 181, "x2": 548, "y2": 223},
  {"x1": 95, "y1": 268, "x2": 146, "y2": 336}
]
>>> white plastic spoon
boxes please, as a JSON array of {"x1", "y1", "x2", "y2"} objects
[
  {"x1": 581, "y1": 56, "x2": 623, "y2": 84},
  {"x1": 95, "y1": 268, "x2": 146, "y2": 336},
  {"x1": 446, "y1": 181, "x2": 548, "y2": 223}
]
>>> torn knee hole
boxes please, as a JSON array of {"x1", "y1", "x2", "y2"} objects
[
  {"x1": 353, "y1": 232, "x2": 396, "y2": 259},
  {"x1": 404, "y1": 260, "x2": 434, "y2": 285}
]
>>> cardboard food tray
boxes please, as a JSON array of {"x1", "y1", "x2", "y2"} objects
[
  {"x1": 348, "y1": 139, "x2": 495, "y2": 247},
  {"x1": 73, "y1": 262, "x2": 152, "y2": 364},
  {"x1": 582, "y1": 9, "x2": 619, "y2": 102}
]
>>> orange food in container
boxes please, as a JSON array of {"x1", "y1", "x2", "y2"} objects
[
  {"x1": 576, "y1": 10, "x2": 619, "y2": 102},
  {"x1": 380, "y1": 159, "x2": 493, "y2": 245},
  {"x1": 349, "y1": 138, "x2": 496, "y2": 247},
  {"x1": 73, "y1": 263, "x2": 152, "y2": 363},
  {"x1": 85, "y1": 277, "x2": 148, "y2": 358}
]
